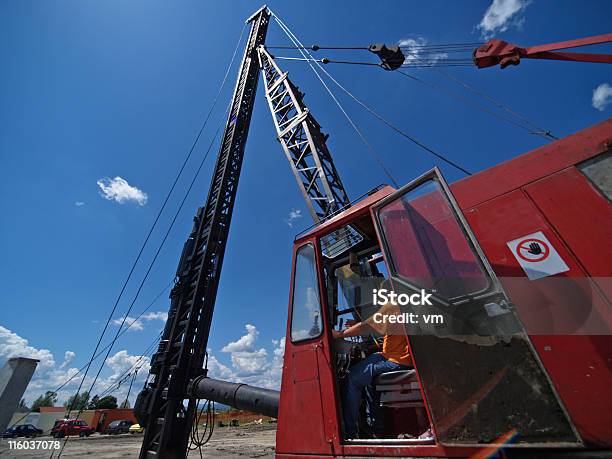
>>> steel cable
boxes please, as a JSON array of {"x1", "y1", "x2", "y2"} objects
[
  {"x1": 3, "y1": 280, "x2": 172, "y2": 435},
  {"x1": 271, "y1": 14, "x2": 400, "y2": 187},
  {"x1": 266, "y1": 42, "x2": 483, "y2": 51},
  {"x1": 53, "y1": 22, "x2": 247, "y2": 459},
  {"x1": 395, "y1": 70, "x2": 551, "y2": 137},
  {"x1": 271, "y1": 12, "x2": 472, "y2": 176},
  {"x1": 272, "y1": 55, "x2": 474, "y2": 67},
  {"x1": 60, "y1": 19, "x2": 247, "y2": 428},
  {"x1": 428, "y1": 66, "x2": 558, "y2": 139},
  {"x1": 55, "y1": 107, "x2": 229, "y2": 458}
]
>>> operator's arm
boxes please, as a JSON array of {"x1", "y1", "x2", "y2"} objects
[
  {"x1": 332, "y1": 302, "x2": 399, "y2": 339},
  {"x1": 332, "y1": 320, "x2": 370, "y2": 339}
]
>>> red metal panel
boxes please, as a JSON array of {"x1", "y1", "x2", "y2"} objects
[
  {"x1": 276, "y1": 239, "x2": 334, "y2": 456},
  {"x1": 452, "y1": 119, "x2": 612, "y2": 210},
  {"x1": 524, "y1": 167, "x2": 612, "y2": 287},
  {"x1": 523, "y1": 167, "x2": 612, "y2": 446},
  {"x1": 341, "y1": 443, "x2": 476, "y2": 457},
  {"x1": 458, "y1": 189, "x2": 612, "y2": 446},
  {"x1": 451, "y1": 129, "x2": 612, "y2": 448},
  {"x1": 530, "y1": 335, "x2": 612, "y2": 446},
  {"x1": 284, "y1": 349, "x2": 327, "y2": 452}
]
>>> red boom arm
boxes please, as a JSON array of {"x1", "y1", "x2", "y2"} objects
[{"x1": 474, "y1": 33, "x2": 612, "y2": 69}]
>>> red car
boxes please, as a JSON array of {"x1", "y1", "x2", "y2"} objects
[{"x1": 51, "y1": 419, "x2": 95, "y2": 438}]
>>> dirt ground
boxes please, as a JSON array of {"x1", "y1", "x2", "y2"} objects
[{"x1": 0, "y1": 424, "x2": 277, "y2": 458}]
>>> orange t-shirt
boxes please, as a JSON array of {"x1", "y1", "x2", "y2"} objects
[
  {"x1": 365, "y1": 302, "x2": 412, "y2": 367},
  {"x1": 382, "y1": 334, "x2": 412, "y2": 367}
]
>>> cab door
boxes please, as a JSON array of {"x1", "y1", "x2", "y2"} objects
[
  {"x1": 370, "y1": 168, "x2": 581, "y2": 447},
  {"x1": 276, "y1": 242, "x2": 334, "y2": 456}
]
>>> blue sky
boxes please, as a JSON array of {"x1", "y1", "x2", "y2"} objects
[{"x1": 0, "y1": 0, "x2": 610, "y2": 405}]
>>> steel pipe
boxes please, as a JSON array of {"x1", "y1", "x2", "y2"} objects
[{"x1": 190, "y1": 377, "x2": 279, "y2": 419}]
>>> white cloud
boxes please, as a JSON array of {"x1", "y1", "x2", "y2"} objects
[
  {"x1": 592, "y1": 83, "x2": 612, "y2": 111},
  {"x1": 284, "y1": 208, "x2": 303, "y2": 227},
  {"x1": 267, "y1": 337, "x2": 285, "y2": 387},
  {"x1": 118, "y1": 316, "x2": 144, "y2": 331},
  {"x1": 0, "y1": 322, "x2": 286, "y2": 412},
  {"x1": 97, "y1": 176, "x2": 148, "y2": 206},
  {"x1": 112, "y1": 311, "x2": 168, "y2": 332},
  {"x1": 75, "y1": 201, "x2": 85, "y2": 207},
  {"x1": 0, "y1": 325, "x2": 150, "y2": 408},
  {"x1": 221, "y1": 324, "x2": 269, "y2": 376},
  {"x1": 477, "y1": 0, "x2": 531, "y2": 39},
  {"x1": 211, "y1": 325, "x2": 285, "y2": 389},
  {"x1": 143, "y1": 311, "x2": 167, "y2": 321},
  {"x1": 0, "y1": 326, "x2": 56, "y2": 370},
  {"x1": 221, "y1": 324, "x2": 259, "y2": 353},
  {"x1": 105, "y1": 350, "x2": 151, "y2": 376},
  {"x1": 59, "y1": 351, "x2": 76, "y2": 370},
  {"x1": 229, "y1": 348, "x2": 269, "y2": 376},
  {"x1": 206, "y1": 353, "x2": 235, "y2": 381},
  {"x1": 399, "y1": 37, "x2": 448, "y2": 64}
]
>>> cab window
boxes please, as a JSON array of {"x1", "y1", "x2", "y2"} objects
[
  {"x1": 377, "y1": 178, "x2": 490, "y2": 301},
  {"x1": 290, "y1": 243, "x2": 323, "y2": 342}
]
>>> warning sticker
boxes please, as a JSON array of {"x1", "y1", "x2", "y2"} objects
[{"x1": 507, "y1": 231, "x2": 569, "y2": 280}]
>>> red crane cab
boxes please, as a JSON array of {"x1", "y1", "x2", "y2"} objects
[{"x1": 275, "y1": 119, "x2": 612, "y2": 458}]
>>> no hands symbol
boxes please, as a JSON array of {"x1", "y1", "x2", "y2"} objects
[
  {"x1": 507, "y1": 231, "x2": 569, "y2": 280},
  {"x1": 516, "y1": 238, "x2": 549, "y2": 262}
]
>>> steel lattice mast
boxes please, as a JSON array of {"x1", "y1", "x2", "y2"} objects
[
  {"x1": 257, "y1": 46, "x2": 350, "y2": 221},
  {"x1": 136, "y1": 7, "x2": 271, "y2": 458}
]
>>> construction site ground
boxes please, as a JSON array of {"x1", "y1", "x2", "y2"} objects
[{"x1": 0, "y1": 424, "x2": 277, "y2": 458}]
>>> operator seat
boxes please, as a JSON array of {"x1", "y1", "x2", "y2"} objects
[
  {"x1": 374, "y1": 369, "x2": 431, "y2": 439},
  {"x1": 374, "y1": 369, "x2": 423, "y2": 407}
]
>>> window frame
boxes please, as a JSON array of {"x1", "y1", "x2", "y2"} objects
[
  {"x1": 289, "y1": 242, "x2": 324, "y2": 343},
  {"x1": 327, "y1": 246, "x2": 387, "y2": 319},
  {"x1": 577, "y1": 150, "x2": 612, "y2": 203},
  {"x1": 372, "y1": 168, "x2": 503, "y2": 306},
  {"x1": 370, "y1": 168, "x2": 580, "y2": 447}
]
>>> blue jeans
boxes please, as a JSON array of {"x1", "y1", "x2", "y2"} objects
[{"x1": 342, "y1": 352, "x2": 409, "y2": 438}]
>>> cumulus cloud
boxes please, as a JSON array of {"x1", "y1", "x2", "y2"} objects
[
  {"x1": 59, "y1": 351, "x2": 76, "y2": 370},
  {"x1": 0, "y1": 325, "x2": 150, "y2": 408},
  {"x1": 206, "y1": 353, "x2": 235, "y2": 381},
  {"x1": 105, "y1": 350, "x2": 151, "y2": 376},
  {"x1": 284, "y1": 208, "x2": 303, "y2": 227},
  {"x1": 112, "y1": 311, "x2": 168, "y2": 332},
  {"x1": 97, "y1": 176, "x2": 148, "y2": 206},
  {"x1": 0, "y1": 326, "x2": 56, "y2": 370},
  {"x1": 221, "y1": 324, "x2": 259, "y2": 353},
  {"x1": 221, "y1": 324, "x2": 269, "y2": 376},
  {"x1": 0, "y1": 322, "x2": 285, "y2": 410},
  {"x1": 477, "y1": 0, "x2": 531, "y2": 39},
  {"x1": 267, "y1": 337, "x2": 286, "y2": 387},
  {"x1": 75, "y1": 201, "x2": 85, "y2": 207},
  {"x1": 592, "y1": 83, "x2": 612, "y2": 111},
  {"x1": 210, "y1": 324, "x2": 285, "y2": 389}
]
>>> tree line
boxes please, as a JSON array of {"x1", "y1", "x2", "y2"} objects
[{"x1": 24, "y1": 391, "x2": 129, "y2": 412}]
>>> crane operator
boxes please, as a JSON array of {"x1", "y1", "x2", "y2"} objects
[{"x1": 332, "y1": 288, "x2": 412, "y2": 439}]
